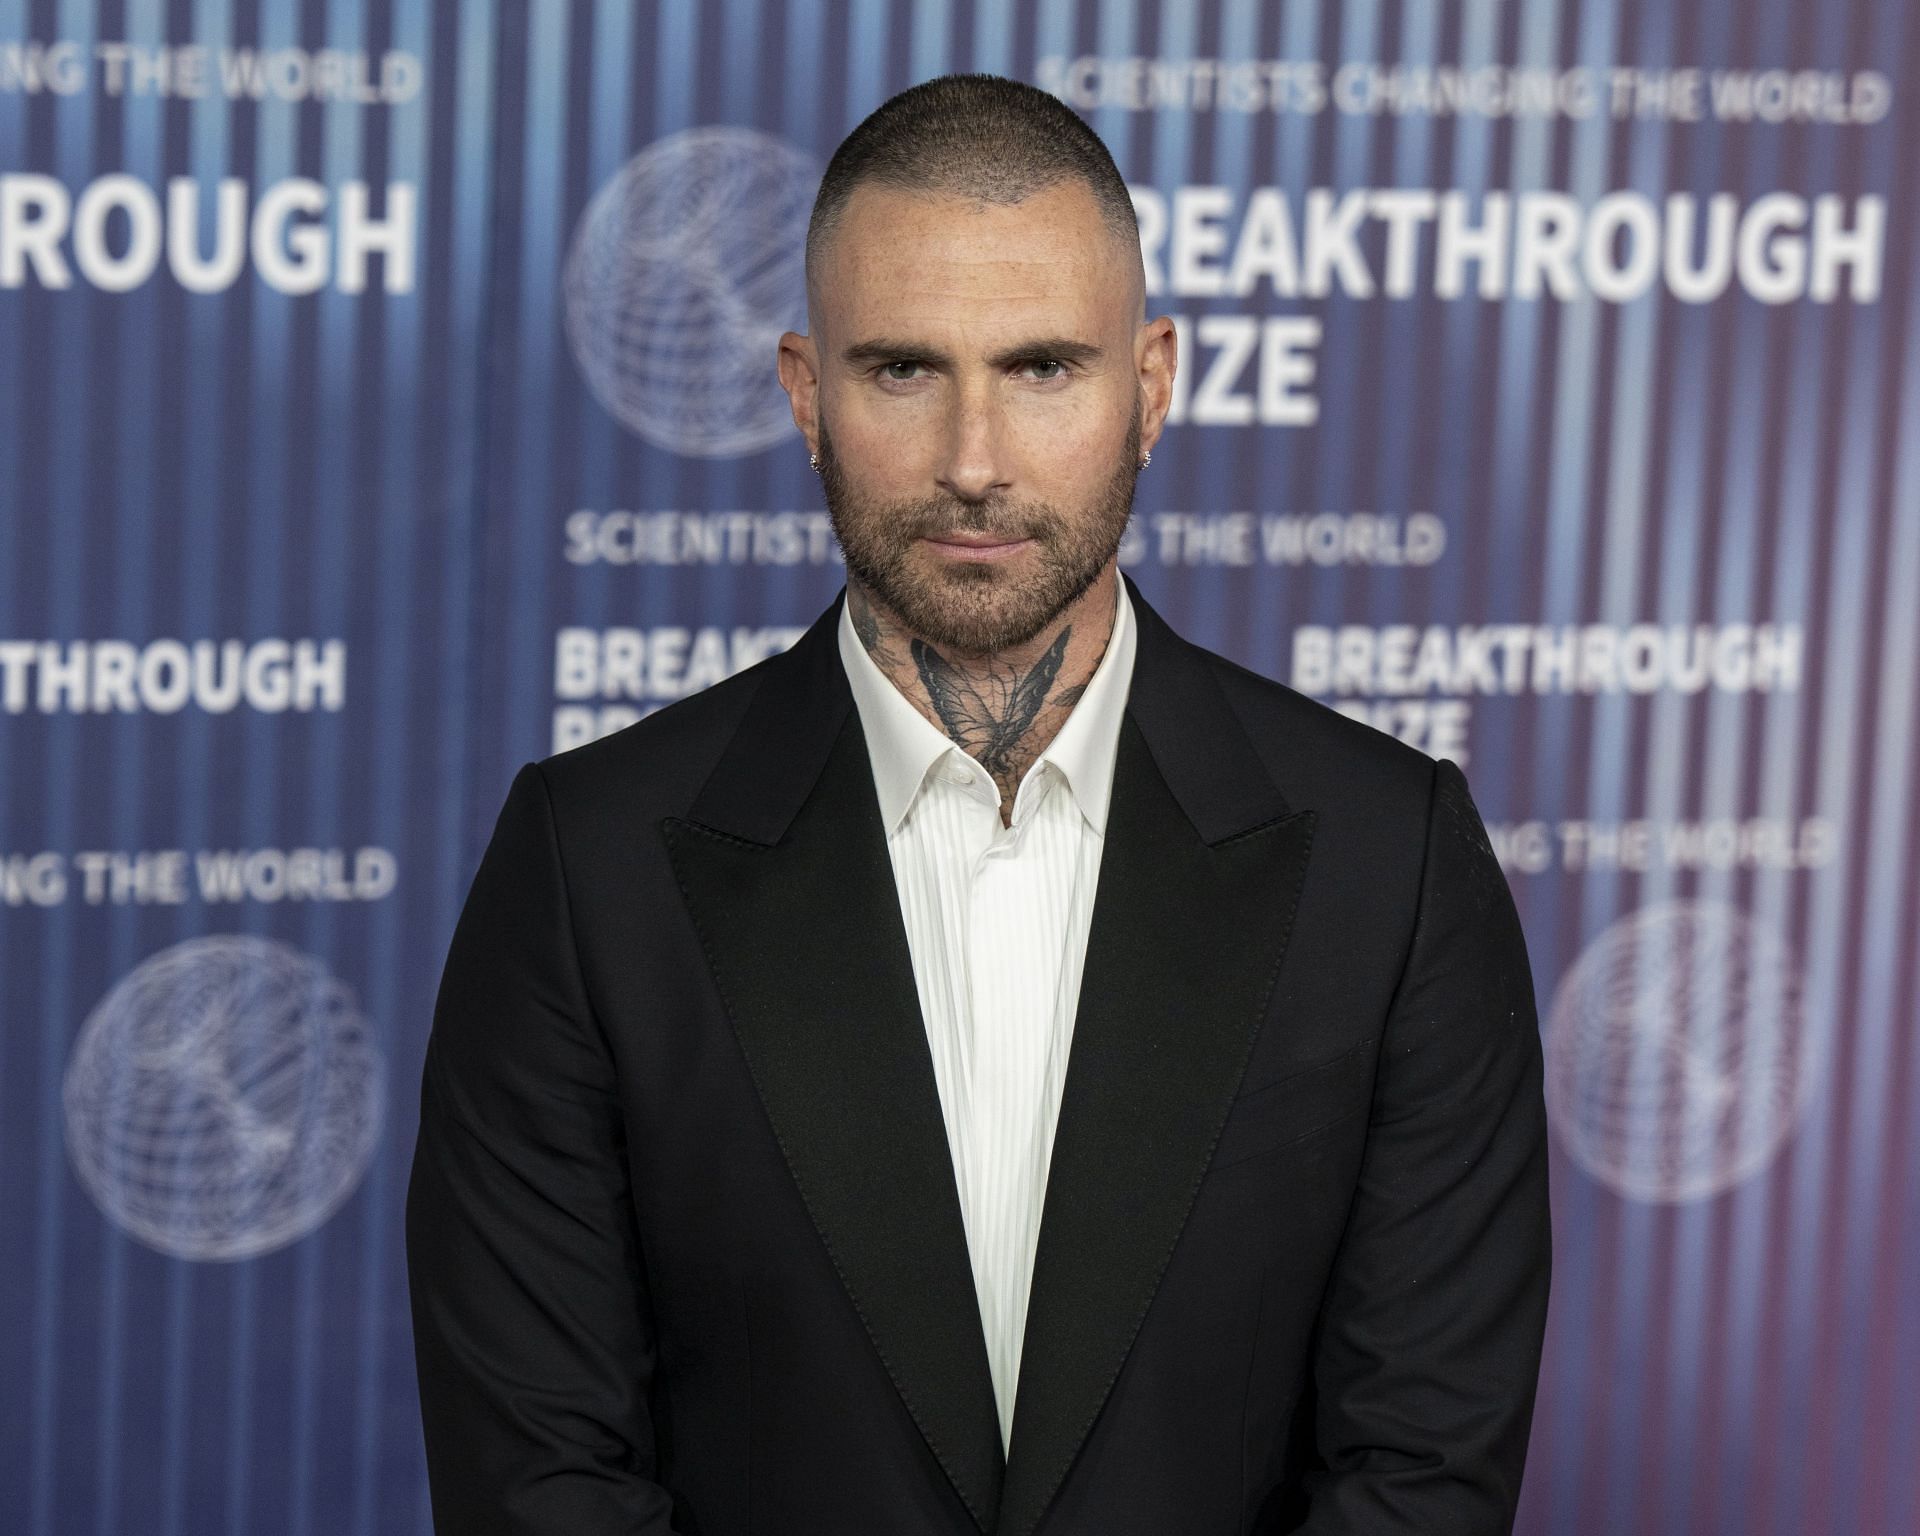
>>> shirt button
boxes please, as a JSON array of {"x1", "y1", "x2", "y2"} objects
[{"x1": 952, "y1": 766, "x2": 974, "y2": 785}]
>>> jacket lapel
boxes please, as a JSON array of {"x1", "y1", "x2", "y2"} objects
[
  {"x1": 662, "y1": 597, "x2": 1006, "y2": 1531},
  {"x1": 994, "y1": 582, "x2": 1317, "y2": 1536}
]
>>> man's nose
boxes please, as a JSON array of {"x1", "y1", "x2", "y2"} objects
[{"x1": 934, "y1": 384, "x2": 1012, "y2": 503}]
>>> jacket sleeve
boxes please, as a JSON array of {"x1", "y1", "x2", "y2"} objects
[
  {"x1": 1295, "y1": 756, "x2": 1552, "y2": 1534},
  {"x1": 406, "y1": 762, "x2": 686, "y2": 1533}
]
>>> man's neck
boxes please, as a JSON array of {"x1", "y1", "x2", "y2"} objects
[{"x1": 846, "y1": 570, "x2": 1119, "y2": 825}]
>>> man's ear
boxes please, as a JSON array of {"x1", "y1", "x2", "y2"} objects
[
  {"x1": 778, "y1": 330, "x2": 821, "y2": 454},
  {"x1": 1135, "y1": 315, "x2": 1177, "y2": 454}
]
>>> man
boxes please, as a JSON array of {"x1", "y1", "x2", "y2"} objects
[{"x1": 407, "y1": 74, "x2": 1550, "y2": 1535}]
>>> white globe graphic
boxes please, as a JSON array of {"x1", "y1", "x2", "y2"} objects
[
  {"x1": 1544, "y1": 899, "x2": 1813, "y2": 1203},
  {"x1": 564, "y1": 125, "x2": 820, "y2": 458},
  {"x1": 63, "y1": 935, "x2": 386, "y2": 1261}
]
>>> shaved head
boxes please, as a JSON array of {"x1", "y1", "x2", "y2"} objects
[{"x1": 804, "y1": 73, "x2": 1144, "y2": 317}]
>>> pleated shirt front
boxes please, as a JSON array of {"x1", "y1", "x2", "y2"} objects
[{"x1": 835, "y1": 580, "x2": 1137, "y2": 1457}]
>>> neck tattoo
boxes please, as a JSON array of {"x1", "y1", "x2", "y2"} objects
[{"x1": 847, "y1": 582, "x2": 1108, "y2": 823}]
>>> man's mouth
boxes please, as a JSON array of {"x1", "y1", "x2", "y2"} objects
[{"x1": 920, "y1": 531, "x2": 1034, "y2": 562}]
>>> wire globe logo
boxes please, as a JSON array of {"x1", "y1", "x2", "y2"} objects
[
  {"x1": 564, "y1": 126, "x2": 820, "y2": 458},
  {"x1": 1544, "y1": 898, "x2": 1813, "y2": 1203},
  {"x1": 63, "y1": 935, "x2": 386, "y2": 1262}
]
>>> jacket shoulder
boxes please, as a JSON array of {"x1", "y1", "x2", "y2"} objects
[
  {"x1": 531, "y1": 651, "x2": 773, "y2": 821},
  {"x1": 1197, "y1": 645, "x2": 1439, "y2": 819}
]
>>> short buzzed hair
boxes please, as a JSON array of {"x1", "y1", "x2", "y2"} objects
[{"x1": 805, "y1": 73, "x2": 1141, "y2": 295}]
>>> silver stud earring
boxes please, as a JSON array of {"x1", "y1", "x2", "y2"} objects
[
  {"x1": 808, "y1": 450, "x2": 822, "y2": 473},
  {"x1": 1139, "y1": 448, "x2": 1152, "y2": 469}
]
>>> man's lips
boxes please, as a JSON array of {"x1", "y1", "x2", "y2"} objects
[{"x1": 920, "y1": 532, "x2": 1034, "y2": 562}]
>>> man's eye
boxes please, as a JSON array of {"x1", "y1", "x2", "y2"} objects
[
  {"x1": 1026, "y1": 359, "x2": 1065, "y2": 380},
  {"x1": 883, "y1": 360, "x2": 922, "y2": 381}
]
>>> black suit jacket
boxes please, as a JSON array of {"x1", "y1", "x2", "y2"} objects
[{"x1": 406, "y1": 578, "x2": 1551, "y2": 1535}]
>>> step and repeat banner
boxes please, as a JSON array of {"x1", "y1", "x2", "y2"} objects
[{"x1": 3, "y1": 1, "x2": 1916, "y2": 1532}]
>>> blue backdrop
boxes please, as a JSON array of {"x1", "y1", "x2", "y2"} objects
[{"x1": 3, "y1": 2, "x2": 1917, "y2": 1532}]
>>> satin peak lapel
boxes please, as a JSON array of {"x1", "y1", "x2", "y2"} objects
[
  {"x1": 662, "y1": 610, "x2": 1005, "y2": 1531},
  {"x1": 995, "y1": 586, "x2": 1316, "y2": 1536}
]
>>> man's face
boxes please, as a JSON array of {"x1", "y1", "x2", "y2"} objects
[{"x1": 782, "y1": 178, "x2": 1173, "y2": 655}]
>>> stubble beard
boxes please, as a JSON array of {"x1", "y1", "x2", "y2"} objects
[{"x1": 819, "y1": 403, "x2": 1141, "y2": 657}]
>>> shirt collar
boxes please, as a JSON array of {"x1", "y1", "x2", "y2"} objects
[{"x1": 837, "y1": 577, "x2": 1137, "y2": 837}]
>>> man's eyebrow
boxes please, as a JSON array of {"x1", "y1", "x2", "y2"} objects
[
  {"x1": 988, "y1": 338, "x2": 1104, "y2": 369},
  {"x1": 839, "y1": 337, "x2": 1105, "y2": 370}
]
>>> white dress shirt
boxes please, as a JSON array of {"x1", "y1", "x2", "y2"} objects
[{"x1": 836, "y1": 579, "x2": 1137, "y2": 1456}]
